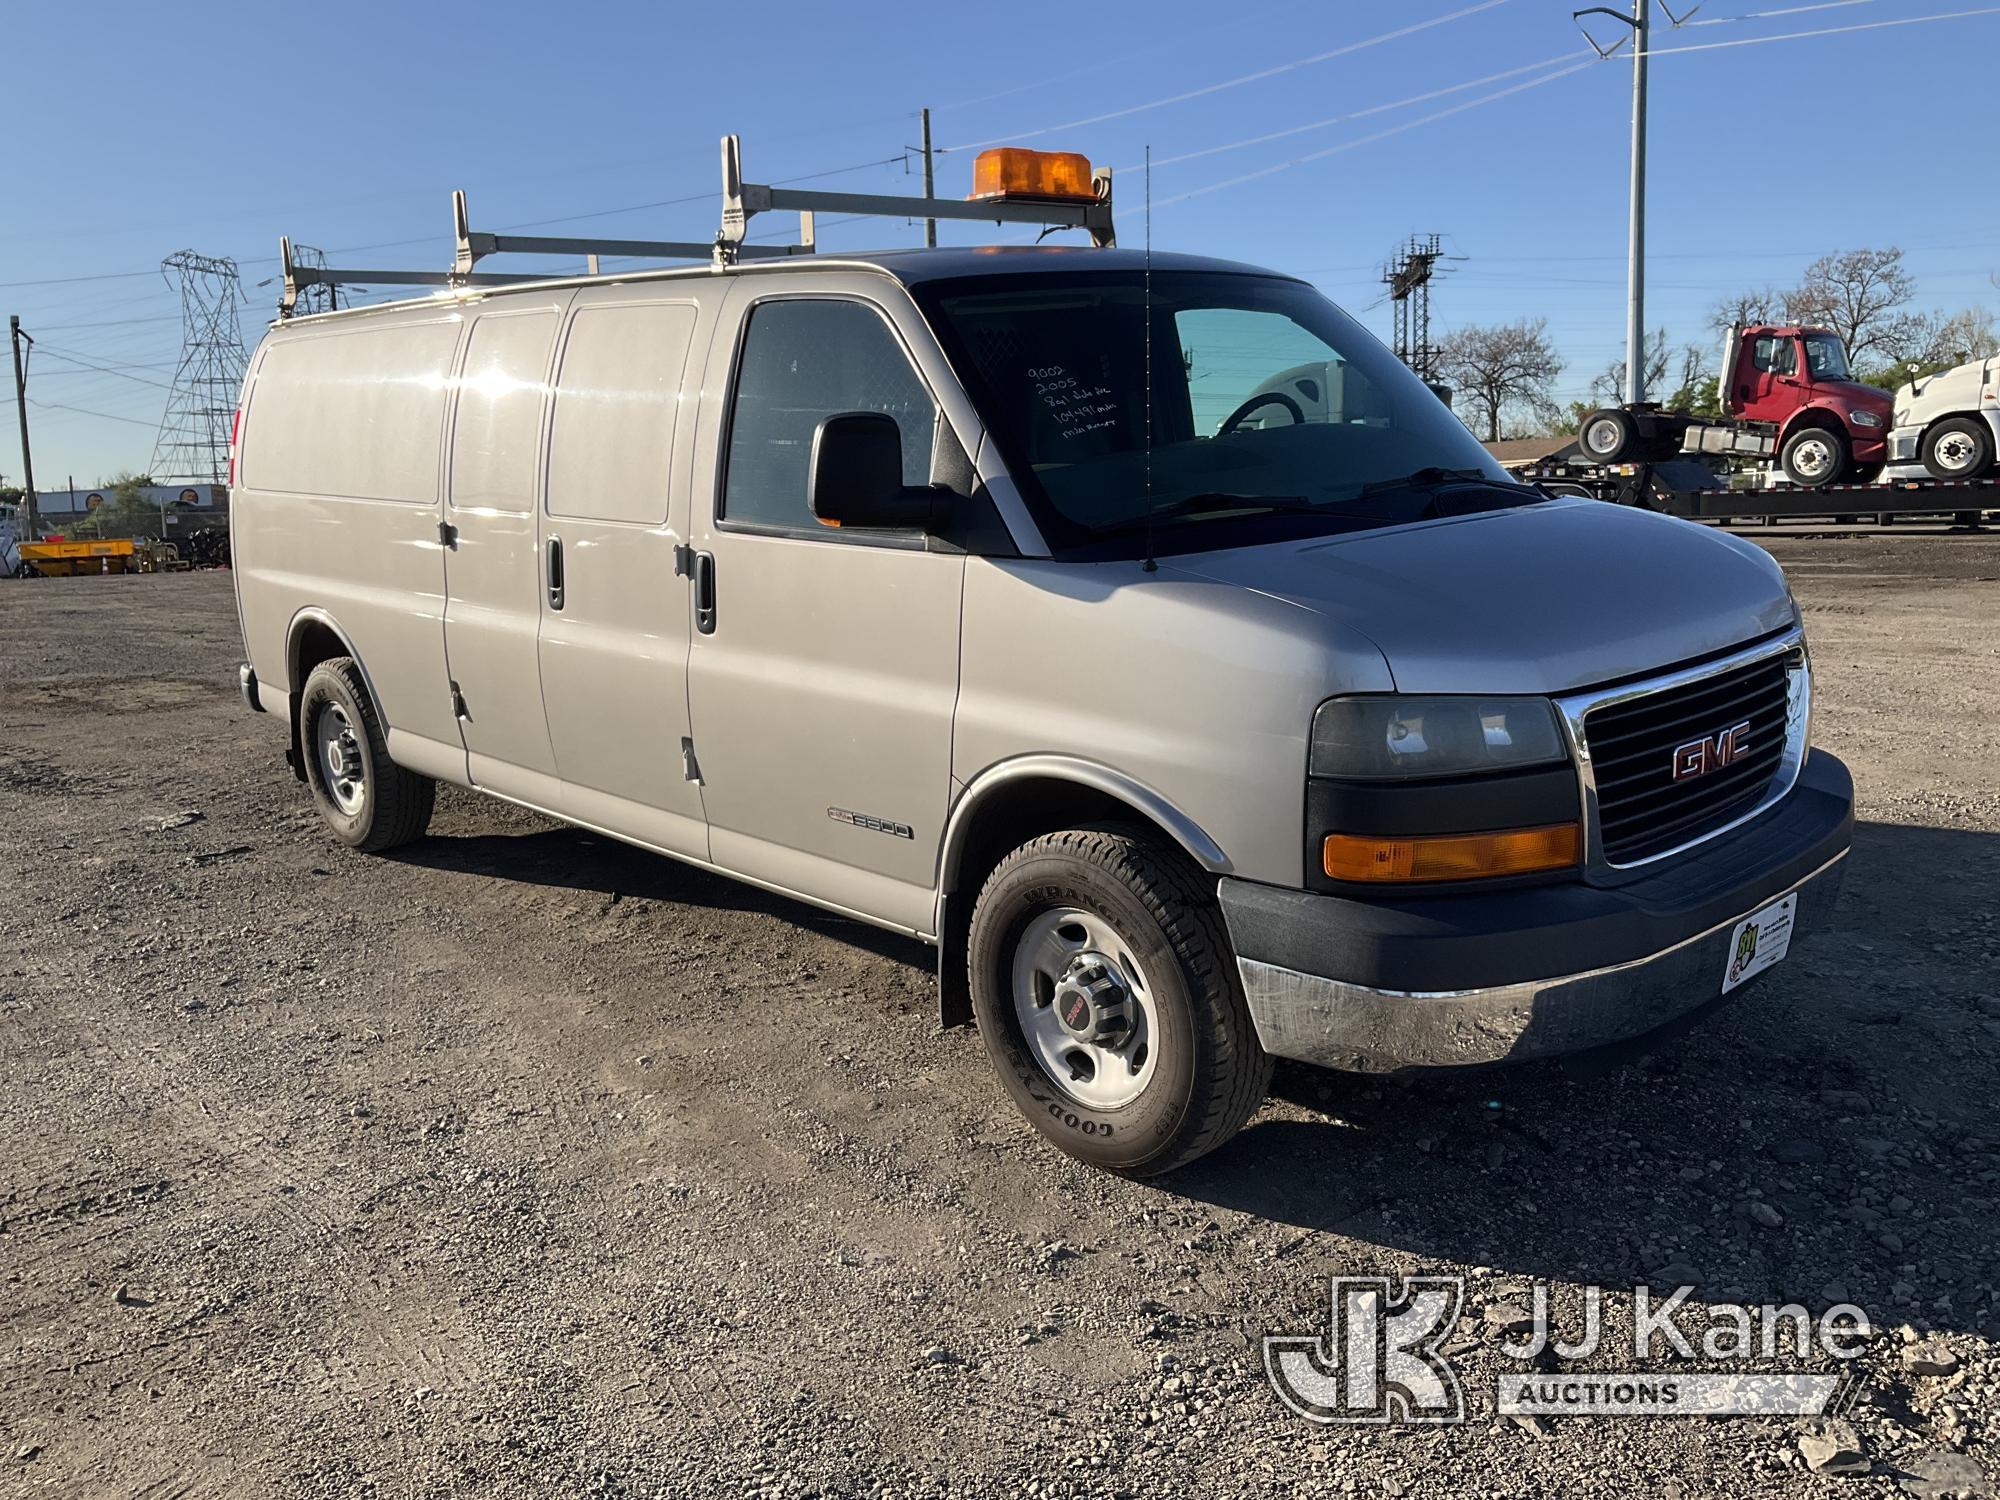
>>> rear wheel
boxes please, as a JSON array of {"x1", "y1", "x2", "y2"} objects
[
  {"x1": 967, "y1": 826, "x2": 1270, "y2": 1177},
  {"x1": 298, "y1": 656, "x2": 435, "y2": 852},
  {"x1": 1578, "y1": 408, "x2": 1638, "y2": 464},
  {"x1": 1780, "y1": 425, "x2": 1847, "y2": 489},
  {"x1": 1922, "y1": 417, "x2": 1995, "y2": 480}
]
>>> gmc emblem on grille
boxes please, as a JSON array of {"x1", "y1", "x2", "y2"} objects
[{"x1": 1671, "y1": 720, "x2": 1752, "y2": 782}]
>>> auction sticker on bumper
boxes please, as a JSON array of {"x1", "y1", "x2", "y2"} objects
[{"x1": 1721, "y1": 892, "x2": 1797, "y2": 993}]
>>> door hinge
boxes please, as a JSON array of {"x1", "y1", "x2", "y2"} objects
[
  {"x1": 450, "y1": 681, "x2": 469, "y2": 720},
  {"x1": 672, "y1": 542, "x2": 695, "y2": 577},
  {"x1": 680, "y1": 736, "x2": 702, "y2": 784},
  {"x1": 439, "y1": 519, "x2": 458, "y2": 548}
]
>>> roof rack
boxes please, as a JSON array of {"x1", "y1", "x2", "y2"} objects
[{"x1": 278, "y1": 133, "x2": 1116, "y2": 318}]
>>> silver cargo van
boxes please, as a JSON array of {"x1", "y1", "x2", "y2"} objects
[{"x1": 231, "y1": 203, "x2": 1851, "y2": 1175}]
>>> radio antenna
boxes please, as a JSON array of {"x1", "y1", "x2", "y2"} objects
[{"x1": 1141, "y1": 145, "x2": 1157, "y2": 575}]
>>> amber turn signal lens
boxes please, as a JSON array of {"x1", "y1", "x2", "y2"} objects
[
  {"x1": 1322, "y1": 823, "x2": 1580, "y2": 883},
  {"x1": 969, "y1": 147, "x2": 1096, "y2": 203}
]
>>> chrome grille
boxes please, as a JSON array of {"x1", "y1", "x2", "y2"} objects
[{"x1": 1581, "y1": 647, "x2": 1801, "y2": 866}]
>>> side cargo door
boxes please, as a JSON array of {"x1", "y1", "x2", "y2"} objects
[
  {"x1": 535, "y1": 288, "x2": 711, "y2": 859},
  {"x1": 441, "y1": 294, "x2": 572, "y2": 805},
  {"x1": 683, "y1": 280, "x2": 966, "y2": 935}
]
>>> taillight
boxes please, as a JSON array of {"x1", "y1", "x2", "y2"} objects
[{"x1": 227, "y1": 406, "x2": 242, "y2": 486}]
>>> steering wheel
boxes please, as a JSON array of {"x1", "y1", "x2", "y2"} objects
[{"x1": 1217, "y1": 390, "x2": 1305, "y2": 436}]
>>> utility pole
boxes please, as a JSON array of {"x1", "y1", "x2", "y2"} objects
[
  {"x1": 1575, "y1": 1, "x2": 1687, "y2": 406},
  {"x1": 1625, "y1": 0, "x2": 1648, "y2": 405},
  {"x1": 9, "y1": 315, "x2": 37, "y2": 543},
  {"x1": 920, "y1": 108, "x2": 937, "y2": 248}
]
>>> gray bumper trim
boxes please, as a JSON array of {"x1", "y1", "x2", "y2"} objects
[
  {"x1": 1239, "y1": 848, "x2": 1847, "y2": 1072},
  {"x1": 238, "y1": 662, "x2": 264, "y2": 714}
]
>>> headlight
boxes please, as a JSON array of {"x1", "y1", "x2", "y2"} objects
[
  {"x1": 1309, "y1": 696, "x2": 1568, "y2": 779},
  {"x1": 1849, "y1": 410, "x2": 1883, "y2": 428}
]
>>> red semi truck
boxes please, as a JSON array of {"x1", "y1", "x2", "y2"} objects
[{"x1": 1577, "y1": 323, "x2": 1894, "y2": 488}]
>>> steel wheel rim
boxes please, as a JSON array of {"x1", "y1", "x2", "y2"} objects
[
  {"x1": 1793, "y1": 437, "x2": 1835, "y2": 479},
  {"x1": 1011, "y1": 906, "x2": 1159, "y2": 1111},
  {"x1": 1933, "y1": 433, "x2": 1975, "y2": 472},
  {"x1": 1584, "y1": 418, "x2": 1620, "y2": 455},
  {"x1": 314, "y1": 702, "x2": 366, "y2": 815}
]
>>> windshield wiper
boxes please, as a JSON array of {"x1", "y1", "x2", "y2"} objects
[
  {"x1": 1350, "y1": 466, "x2": 1546, "y2": 516},
  {"x1": 1084, "y1": 492, "x2": 1321, "y2": 539}
]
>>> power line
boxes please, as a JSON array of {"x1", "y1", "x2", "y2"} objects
[
  {"x1": 1638, "y1": 2, "x2": 2000, "y2": 55},
  {"x1": 1134, "y1": 51, "x2": 1585, "y2": 171},
  {"x1": 29, "y1": 398, "x2": 161, "y2": 429},
  {"x1": 938, "y1": 0, "x2": 1513, "y2": 151}
]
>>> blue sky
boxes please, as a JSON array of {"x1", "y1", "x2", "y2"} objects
[{"x1": 8, "y1": 0, "x2": 1999, "y2": 485}]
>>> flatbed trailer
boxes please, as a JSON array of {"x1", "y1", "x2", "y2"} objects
[{"x1": 1513, "y1": 457, "x2": 1999, "y2": 528}]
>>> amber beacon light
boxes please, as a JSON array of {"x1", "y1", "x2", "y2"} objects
[
  {"x1": 1322, "y1": 824, "x2": 1580, "y2": 883},
  {"x1": 970, "y1": 148, "x2": 1098, "y2": 204}
]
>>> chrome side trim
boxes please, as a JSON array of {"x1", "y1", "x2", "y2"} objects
[{"x1": 1556, "y1": 626, "x2": 1810, "y2": 876}]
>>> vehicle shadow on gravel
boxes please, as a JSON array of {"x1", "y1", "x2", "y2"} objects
[
  {"x1": 1162, "y1": 820, "x2": 2000, "y2": 1340},
  {"x1": 387, "y1": 824, "x2": 935, "y2": 969}
]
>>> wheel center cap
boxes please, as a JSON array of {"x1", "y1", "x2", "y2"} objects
[{"x1": 1052, "y1": 954, "x2": 1133, "y2": 1045}]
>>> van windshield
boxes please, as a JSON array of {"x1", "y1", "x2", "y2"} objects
[{"x1": 912, "y1": 270, "x2": 1520, "y2": 556}]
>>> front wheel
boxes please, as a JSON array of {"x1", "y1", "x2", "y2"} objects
[
  {"x1": 298, "y1": 656, "x2": 435, "y2": 852},
  {"x1": 1781, "y1": 425, "x2": 1847, "y2": 489},
  {"x1": 1922, "y1": 417, "x2": 1995, "y2": 481},
  {"x1": 966, "y1": 826, "x2": 1271, "y2": 1176}
]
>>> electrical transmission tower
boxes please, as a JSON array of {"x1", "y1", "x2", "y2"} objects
[
  {"x1": 1383, "y1": 233, "x2": 1447, "y2": 381},
  {"x1": 152, "y1": 251, "x2": 249, "y2": 486}
]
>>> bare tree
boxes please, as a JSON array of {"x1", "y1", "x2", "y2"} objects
[
  {"x1": 1709, "y1": 286, "x2": 1780, "y2": 334},
  {"x1": 1436, "y1": 319, "x2": 1563, "y2": 442},
  {"x1": 1782, "y1": 247, "x2": 1925, "y2": 366},
  {"x1": 1589, "y1": 328, "x2": 1670, "y2": 405},
  {"x1": 1920, "y1": 306, "x2": 1999, "y2": 364}
]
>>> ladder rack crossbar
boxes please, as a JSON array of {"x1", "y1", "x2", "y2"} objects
[{"x1": 277, "y1": 132, "x2": 1116, "y2": 318}]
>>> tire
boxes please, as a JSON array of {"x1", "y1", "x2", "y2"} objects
[
  {"x1": 297, "y1": 656, "x2": 435, "y2": 852},
  {"x1": 1578, "y1": 408, "x2": 1638, "y2": 464},
  {"x1": 966, "y1": 825, "x2": 1271, "y2": 1176},
  {"x1": 1921, "y1": 417, "x2": 1995, "y2": 481},
  {"x1": 1780, "y1": 425, "x2": 1847, "y2": 489}
]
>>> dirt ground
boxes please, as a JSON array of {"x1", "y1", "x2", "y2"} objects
[{"x1": 2, "y1": 529, "x2": 1996, "y2": 1499}]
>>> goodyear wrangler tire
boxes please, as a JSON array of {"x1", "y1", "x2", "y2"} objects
[
  {"x1": 298, "y1": 656, "x2": 435, "y2": 853},
  {"x1": 967, "y1": 825, "x2": 1271, "y2": 1176}
]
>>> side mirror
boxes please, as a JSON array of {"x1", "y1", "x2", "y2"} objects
[{"x1": 808, "y1": 412, "x2": 936, "y2": 531}]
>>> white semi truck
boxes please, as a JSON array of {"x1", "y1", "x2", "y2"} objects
[{"x1": 1885, "y1": 354, "x2": 2000, "y2": 481}]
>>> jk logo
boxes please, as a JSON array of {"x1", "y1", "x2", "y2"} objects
[{"x1": 1265, "y1": 1277, "x2": 1467, "y2": 1424}]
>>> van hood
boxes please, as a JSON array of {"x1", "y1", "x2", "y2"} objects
[{"x1": 1164, "y1": 497, "x2": 1796, "y2": 695}]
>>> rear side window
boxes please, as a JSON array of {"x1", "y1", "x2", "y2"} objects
[
  {"x1": 450, "y1": 310, "x2": 557, "y2": 514},
  {"x1": 722, "y1": 299, "x2": 936, "y2": 532},
  {"x1": 245, "y1": 320, "x2": 460, "y2": 503},
  {"x1": 547, "y1": 302, "x2": 699, "y2": 526}
]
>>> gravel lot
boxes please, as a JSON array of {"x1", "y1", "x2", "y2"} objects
[{"x1": 2, "y1": 531, "x2": 1996, "y2": 1498}]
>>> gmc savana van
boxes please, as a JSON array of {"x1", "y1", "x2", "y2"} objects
[{"x1": 231, "y1": 155, "x2": 1851, "y2": 1175}]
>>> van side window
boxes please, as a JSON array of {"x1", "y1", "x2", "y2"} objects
[
  {"x1": 450, "y1": 311, "x2": 557, "y2": 514},
  {"x1": 722, "y1": 299, "x2": 936, "y2": 532},
  {"x1": 1752, "y1": 335, "x2": 1797, "y2": 376},
  {"x1": 547, "y1": 302, "x2": 699, "y2": 526},
  {"x1": 246, "y1": 321, "x2": 460, "y2": 502}
]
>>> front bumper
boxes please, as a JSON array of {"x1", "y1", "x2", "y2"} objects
[{"x1": 1219, "y1": 750, "x2": 1853, "y2": 1072}]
